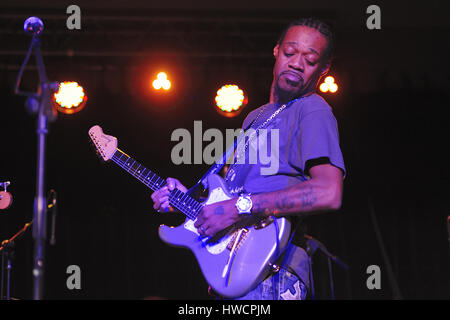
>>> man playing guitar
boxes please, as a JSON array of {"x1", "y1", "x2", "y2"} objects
[{"x1": 151, "y1": 18, "x2": 346, "y2": 300}]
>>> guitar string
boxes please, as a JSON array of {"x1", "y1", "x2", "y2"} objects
[
  {"x1": 113, "y1": 153, "x2": 202, "y2": 219},
  {"x1": 112, "y1": 153, "x2": 199, "y2": 220},
  {"x1": 111, "y1": 152, "x2": 202, "y2": 220},
  {"x1": 112, "y1": 152, "x2": 165, "y2": 189}
]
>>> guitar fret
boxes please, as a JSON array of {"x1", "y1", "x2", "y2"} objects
[
  {"x1": 139, "y1": 168, "x2": 148, "y2": 181},
  {"x1": 182, "y1": 193, "x2": 195, "y2": 209},
  {"x1": 116, "y1": 155, "x2": 154, "y2": 188},
  {"x1": 131, "y1": 162, "x2": 140, "y2": 171},
  {"x1": 169, "y1": 193, "x2": 197, "y2": 220},
  {"x1": 153, "y1": 176, "x2": 164, "y2": 187},
  {"x1": 135, "y1": 164, "x2": 142, "y2": 174},
  {"x1": 112, "y1": 149, "x2": 202, "y2": 220},
  {"x1": 117, "y1": 152, "x2": 126, "y2": 161},
  {"x1": 144, "y1": 171, "x2": 155, "y2": 185},
  {"x1": 172, "y1": 201, "x2": 195, "y2": 220}
]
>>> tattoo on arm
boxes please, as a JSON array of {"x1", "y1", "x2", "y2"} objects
[
  {"x1": 275, "y1": 196, "x2": 295, "y2": 210},
  {"x1": 300, "y1": 186, "x2": 317, "y2": 208},
  {"x1": 214, "y1": 206, "x2": 225, "y2": 215},
  {"x1": 253, "y1": 198, "x2": 270, "y2": 216},
  {"x1": 274, "y1": 186, "x2": 317, "y2": 211},
  {"x1": 252, "y1": 185, "x2": 318, "y2": 217}
]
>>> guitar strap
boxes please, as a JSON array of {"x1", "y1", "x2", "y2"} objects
[
  {"x1": 188, "y1": 97, "x2": 301, "y2": 197},
  {"x1": 186, "y1": 117, "x2": 256, "y2": 197}
]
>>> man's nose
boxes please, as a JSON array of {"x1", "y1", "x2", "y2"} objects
[{"x1": 288, "y1": 56, "x2": 304, "y2": 72}]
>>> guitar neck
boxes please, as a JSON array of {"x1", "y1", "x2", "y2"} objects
[{"x1": 111, "y1": 149, "x2": 203, "y2": 220}]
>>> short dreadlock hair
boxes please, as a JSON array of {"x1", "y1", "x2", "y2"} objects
[{"x1": 277, "y1": 18, "x2": 334, "y2": 66}]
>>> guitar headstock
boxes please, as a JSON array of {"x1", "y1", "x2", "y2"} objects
[{"x1": 88, "y1": 125, "x2": 118, "y2": 161}]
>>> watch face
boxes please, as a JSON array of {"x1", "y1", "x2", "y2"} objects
[{"x1": 237, "y1": 197, "x2": 252, "y2": 212}]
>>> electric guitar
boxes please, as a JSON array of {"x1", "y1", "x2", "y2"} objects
[{"x1": 88, "y1": 125, "x2": 291, "y2": 298}]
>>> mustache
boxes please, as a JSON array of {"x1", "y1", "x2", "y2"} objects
[{"x1": 280, "y1": 70, "x2": 304, "y2": 82}]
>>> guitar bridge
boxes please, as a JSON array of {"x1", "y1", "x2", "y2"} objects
[
  {"x1": 226, "y1": 228, "x2": 248, "y2": 251},
  {"x1": 222, "y1": 228, "x2": 249, "y2": 282}
]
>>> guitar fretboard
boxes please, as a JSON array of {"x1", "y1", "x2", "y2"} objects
[{"x1": 111, "y1": 149, "x2": 203, "y2": 220}]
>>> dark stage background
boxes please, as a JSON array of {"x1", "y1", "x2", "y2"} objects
[{"x1": 1, "y1": 1, "x2": 449, "y2": 300}]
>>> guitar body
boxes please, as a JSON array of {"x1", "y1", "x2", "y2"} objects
[{"x1": 158, "y1": 174, "x2": 291, "y2": 298}]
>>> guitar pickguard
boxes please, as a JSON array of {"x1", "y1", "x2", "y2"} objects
[
  {"x1": 204, "y1": 187, "x2": 232, "y2": 205},
  {"x1": 184, "y1": 185, "x2": 234, "y2": 254},
  {"x1": 184, "y1": 219, "x2": 232, "y2": 255}
]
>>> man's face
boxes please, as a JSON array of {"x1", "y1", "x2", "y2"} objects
[{"x1": 272, "y1": 25, "x2": 329, "y2": 103}]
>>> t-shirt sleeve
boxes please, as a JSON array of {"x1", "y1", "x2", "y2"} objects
[{"x1": 297, "y1": 109, "x2": 346, "y2": 177}]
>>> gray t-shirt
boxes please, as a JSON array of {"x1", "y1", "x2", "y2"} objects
[{"x1": 224, "y1": 93, "x2": 346, "y2": 289}]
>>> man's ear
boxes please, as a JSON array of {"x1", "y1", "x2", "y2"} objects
[
  {"x1": 320, "y1": 62, "x2": 331, "y2": 77},
  {"x1": 273, "y1": 44, "x2": 279, "y2": 58}
]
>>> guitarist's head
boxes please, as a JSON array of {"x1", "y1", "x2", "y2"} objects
[{"x1": 270, "y1": 18, "x2": 334, "y2": 104}]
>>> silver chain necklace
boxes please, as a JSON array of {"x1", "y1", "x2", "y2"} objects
[{"x1": 230, "y1": 97, "x2": 301, "y2": 167}]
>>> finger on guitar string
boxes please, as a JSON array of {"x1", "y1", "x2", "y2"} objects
[
  {"x1": 151, "y1": 186, "x2": 169, "y2": 199},
  {"x1": 150, "y1": 177, "x2": 187, "y2": 212},
  {"x1": 166, "y1": 177, "x2": 188, "y2": 193},
  {"x1": 152, "y1": 195, "x2": 169, "y2": 210},
  {"x1": 151, "y1": 186, "x2": 169, "y2": 210}
]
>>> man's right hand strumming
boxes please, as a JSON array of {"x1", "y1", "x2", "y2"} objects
[{"x1": 151, "y1": 177, "x2": 187, "y2": 213}]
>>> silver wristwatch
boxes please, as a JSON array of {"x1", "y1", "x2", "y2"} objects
[{"x1": 235, "y1": 193, "x2": 253, "y2": 216}]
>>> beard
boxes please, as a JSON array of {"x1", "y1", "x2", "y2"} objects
[{"x1": 273, "y1": 74, "x2": 305, "y2": 104}]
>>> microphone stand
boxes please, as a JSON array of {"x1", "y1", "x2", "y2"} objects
[
  {"x1": 0, "y1": 222, "x2": 33, "y2": 300},
  {"x1": 305, "y1": 234, "x2": 348, "y2": 300},
  {"x1": 14, "y1": 30, "x2": 58, "y2": 300}
]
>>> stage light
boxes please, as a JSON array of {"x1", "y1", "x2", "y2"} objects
[
  {"x1": 325, "y1": 76, "x2": 335, "y2": 85},
  {"x1": 319, "y1": 76, "x2": 339, "y2": 93},
  {"x1": 319, "y1": 83, "x2": 329, "y2": 93},
  {"x1": 329, "y1": 83, "x2": 338, "y2": 93},
  {"x1": 152, "y1": 72, "x2": 171, "y2": 91},
  {"x1": 53, "y1": 81, "x2": 87, "y2": 114},
  {"x1": 215, "y1": 84, "x2": 247, "y2": 117}
]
